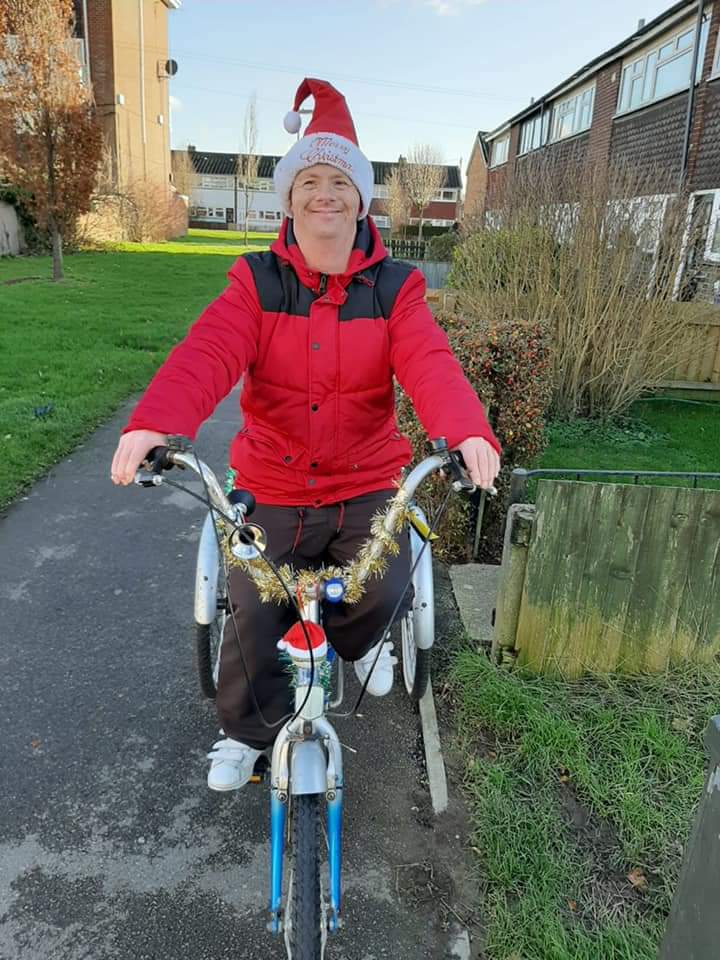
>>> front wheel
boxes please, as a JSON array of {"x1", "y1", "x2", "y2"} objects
[{"x1": 285, "y1": 793, "x2": 325, "y2": 959}]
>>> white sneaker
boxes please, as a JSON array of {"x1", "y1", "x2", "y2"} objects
[
  {"x1": 354, "y1": 641, "x2": 398, "y2": 696},
  {"x1": 207, "y1": 737, "x2": 262, "y2": 792}
]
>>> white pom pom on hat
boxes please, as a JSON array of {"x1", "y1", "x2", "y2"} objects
[
  {"x1": 273, "y1": 78, "x2": 374, "y2": 220},
  {"x1": 283, "y1": 110, "x2": 302, "y2": 135}
]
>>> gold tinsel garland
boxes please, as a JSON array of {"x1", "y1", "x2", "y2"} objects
[{"x1": 219, "y1": 486, "x2": 412, "y2": 605}]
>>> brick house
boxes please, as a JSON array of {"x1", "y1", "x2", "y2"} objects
[
  {"x1": 72, "y1": 0, "x2": 180, "y2": 191},
  {"x1": 463, "y1": 132, "x2": 490, "y2": 221},
  {"x1": 174, "y1": 149, "x2": 462, "y2": 233},
  {"x1": 470, "y1": 0, "x2": 720, "y2": 302}
]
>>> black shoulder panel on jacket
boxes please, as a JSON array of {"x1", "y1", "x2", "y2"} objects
[
  {"x1": 244, "y1": 251, "x2": 416, "y2": 321},
  {"x1": 339, "y1": 257, "x2": 416, "y2": 322},
  {"x1": 244, "y1": 251, "x2": 316, "y2": 317}
]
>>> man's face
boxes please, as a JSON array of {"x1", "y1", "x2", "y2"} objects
[{"x1": 289, "y1": 164, "x2": 361, "y2": 240}]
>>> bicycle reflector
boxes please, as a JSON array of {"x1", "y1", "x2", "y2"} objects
[{"x1": 323, "y1": 578, "x2": 345, "y2": 604}]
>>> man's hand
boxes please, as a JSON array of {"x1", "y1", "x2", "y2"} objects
[
  {"x1": 110, "y1": 429, "x2": 168, "y2": 486},
  {"x1": 455, "y1": 437, "x2": 501, "y2": 490}
]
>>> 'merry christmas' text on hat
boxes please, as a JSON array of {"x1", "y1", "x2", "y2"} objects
[{"x1": 273, "y1": 78, "x2": 374, "y2": 220}]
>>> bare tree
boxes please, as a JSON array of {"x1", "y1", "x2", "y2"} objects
[
  {"x1": 172, "y1": 146, "x2": 195, "y2": 200},
  {"x1": 0, "y1": 0, "x2": 102, "y2": 279},
  {"x1": 238, "y1": 93, "x2": 259, "y2": 242},
  {"x1": 385, "y1": 166, "x2": 411, "y2": 237},
  {"x1": 401, "y1": 144, "x2": 445, "y2": 241}
]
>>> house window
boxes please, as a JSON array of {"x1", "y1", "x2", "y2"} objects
[
  {"x1": 442, "y1": 189, "x2": 455, "y2": 200},
  {"x1": 214, "y1": 208, "x2": 224, "y2": 218},
  {"x1": 490, "y1": 135, "x2": 509, "y2": 167},
  {"x1": 519, "y1": 111, "x2": 550, "y2": 154},
  {"x1": 617, "y1": 17, "x2": 710, "y2": 114},
  {"x1": 195, "y1": 207, "x2": 208, "y2": 217},
  {"x1": 549, "y1": 86, "x2": 594, "y2": 143},
  {"x1": 374, "y1": 184, "x2": 389, "y2": 198}
]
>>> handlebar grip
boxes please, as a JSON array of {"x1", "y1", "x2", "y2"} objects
[
  {"x1": 145, "y1": 446, "x2": 174, "y2": 472},
  {"x1": 228, "y1": 488, "x2": 256, "y2": 516}
]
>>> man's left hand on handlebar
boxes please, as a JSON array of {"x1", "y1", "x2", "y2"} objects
[{"x1": 456, "y1": 436, "x2": 501, "y2": 491}]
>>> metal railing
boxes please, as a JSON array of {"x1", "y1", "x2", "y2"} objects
[{"x1": 509, "y1": 467, "x2": 720, "y2": 505}]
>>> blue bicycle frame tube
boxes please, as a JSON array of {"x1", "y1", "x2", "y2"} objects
[
  {"x1": 268, "y1": 791, "x2": 287, "y2": 933},
  {"x1": 327, "y1": 786, "x2": 343, "y2": 931}
]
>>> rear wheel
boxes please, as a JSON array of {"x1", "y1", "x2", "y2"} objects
[
  {"x1": 401, "y1": 610, "x2": 431, "y2": 701},
  {"x1": 285, "y1": 793, "x2": 325, "y2": 959},
  {"x1": 195, "y1": 592, "x2": 227, "y2": 700}
]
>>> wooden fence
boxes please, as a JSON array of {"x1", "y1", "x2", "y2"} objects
[
  {"x1": 662, "y1": 313, "x2": 720, "y2": 389},
  {"x1": 494, "y1": 480, "x2": 720, "y2": 678}
]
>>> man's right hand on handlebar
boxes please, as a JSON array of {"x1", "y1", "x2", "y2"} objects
[{"x1": 111, "y1": 429, "x2": 168, "y2": 486}]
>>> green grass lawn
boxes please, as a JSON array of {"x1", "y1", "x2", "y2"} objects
[
  {"x1": 0, "y1": 240, "x2": 270, "y2": 507},
  {"x1": 451, "y1": 650, "x2": 719, "y2": 960}
]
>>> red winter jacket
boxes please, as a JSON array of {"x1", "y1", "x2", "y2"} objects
[{"x1": 124, "y1": 218, "x2": 499, "y2": 506}]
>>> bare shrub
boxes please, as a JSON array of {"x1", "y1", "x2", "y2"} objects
[{"x1": 450, "y1": 161, "x2": 706, "y2": 419}]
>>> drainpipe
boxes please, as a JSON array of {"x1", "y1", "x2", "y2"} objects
[
  {"x1": 138, "y1": 0, "x2": 147, "y2": 177},
  {"x1": 680, "y1": 0, "x2": 705, "y2": 184},
  {"x1": 82, "y1": 0, "x2": 91, "y2": 84}
]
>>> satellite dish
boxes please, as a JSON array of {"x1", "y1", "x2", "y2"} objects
[{"x1": 165, "y1": 59, "x2": 178, "y2": 77}]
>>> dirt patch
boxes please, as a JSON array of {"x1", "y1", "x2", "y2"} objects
[
  {"x1": 2, "y1": 276, "x2": 45, "y2": 286},
  {"x1": 557, "y1": 781, "x2": 655, "y2": 927}
]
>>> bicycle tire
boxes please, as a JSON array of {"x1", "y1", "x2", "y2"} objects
[
  {"x1": 195, "y1": 603, "x2": 225, "y2": 700},
  {"x1": 285, "y1": 793, "x2": 325, "y2": 959},
  {"x1": 401, "y1": 610, "x2": 431, "y2": 701}
]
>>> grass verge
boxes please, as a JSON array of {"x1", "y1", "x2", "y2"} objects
[
  {"x1": 450, "y1": 649, "x2": 720, "y2": 959},
  {"x1": 0, "y1": 243, "x2": 269, "y2": 507}
]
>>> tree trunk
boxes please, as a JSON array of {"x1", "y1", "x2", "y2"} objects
[
  {"x1": 417, "y1": 216, "x2": 424, "y2": 242},
  {"x1": 51, "y1": 221, "x2": 64, "y2": 281}
]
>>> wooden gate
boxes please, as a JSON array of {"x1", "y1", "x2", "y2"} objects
[{"x1": 502, "y1": 480, "x2": 720, "y2": 677}]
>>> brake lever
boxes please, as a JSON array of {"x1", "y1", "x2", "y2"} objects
[
  {"x1": 134, "y1": 471, "x2": 164, "y2": 488},
  {"x1": 448, "y1": 450, "x2": 498, "y2": 497}
]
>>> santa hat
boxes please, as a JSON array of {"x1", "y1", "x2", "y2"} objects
[{"x1": 273, "y1": 78, "x2": 374, "y2": 220}]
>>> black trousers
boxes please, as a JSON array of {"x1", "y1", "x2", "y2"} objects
[{"x1": 215, "y1": 490, "x2": 411, "y2": 749}]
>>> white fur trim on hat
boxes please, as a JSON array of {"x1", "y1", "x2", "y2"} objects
[{"x1": 273, "y1": 131, "x2": 374, "y2": 220}]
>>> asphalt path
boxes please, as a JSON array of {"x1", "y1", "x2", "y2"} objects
[{"x1": 0, "y1": 390, "x2": 481, "y2": 960}]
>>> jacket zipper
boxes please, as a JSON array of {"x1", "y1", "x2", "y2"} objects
[{"x1": 319, "y1": 273, "x2": 328, "y2": 294}]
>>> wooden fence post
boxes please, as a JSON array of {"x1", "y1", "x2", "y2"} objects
[{"x1": 492, "y1": 503, "x2": 536, "y2": 664}]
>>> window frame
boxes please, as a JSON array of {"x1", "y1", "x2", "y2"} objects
[
  {"x1": 616, "y1": 16, "x2": 710, "y2": 116},
  {"x1": 519, "y1": 110, "x2": 551, "y2": 155},
  {"x1": 549, "y1": 85, "x2": 595, "y2": 144},
  {"x1": 490, "y1": 135, "x2": 510, "y2": 168},
  {"x1": 704, "y1": 191, "x2": 720, "y2": 263},
  {"x1": 712, "y1": 26, "x2": 720, "y2": 79}
]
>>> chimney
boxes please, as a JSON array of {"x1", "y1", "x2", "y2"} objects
[
  {"x1": 637, "y1": 17, "x2": 646, "y2": 30},
  {"x1": 187, "y1": 143, "x2": 196, "y2": 152}
]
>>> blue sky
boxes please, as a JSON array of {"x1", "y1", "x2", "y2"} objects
[{"x1": 168, "y1": 0, "x2": 676, "y2": 171}]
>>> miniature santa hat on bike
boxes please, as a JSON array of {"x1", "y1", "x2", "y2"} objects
[{"x1": 273, "y1": 78, "x2": 374, "y2": 220}]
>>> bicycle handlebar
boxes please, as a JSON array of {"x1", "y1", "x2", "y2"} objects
[{"x1": 135, "y1": 437, "x2": 496, "y2": 600}]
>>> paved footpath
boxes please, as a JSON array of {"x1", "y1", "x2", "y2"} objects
[{"x1": 0, "y1": 390, "x2": 481, "y2": 960}]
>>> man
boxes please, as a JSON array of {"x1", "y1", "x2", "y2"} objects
[{"x1": 111, "y1": 79, "x2": 500, "y2": 791}]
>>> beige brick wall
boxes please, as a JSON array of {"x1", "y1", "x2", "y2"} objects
[{"x1": 86, "y1": 0, "x2": 173, "y2": 190}]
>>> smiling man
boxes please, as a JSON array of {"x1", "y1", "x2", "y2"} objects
[{"x1": 110, "y1": 78, "x2": 500, "y2": 792}]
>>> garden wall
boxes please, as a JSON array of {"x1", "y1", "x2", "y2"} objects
[{"x1": 0, "y1": 200, "x2": 24, "y2": 256}]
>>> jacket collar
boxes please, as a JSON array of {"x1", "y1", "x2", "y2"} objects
[{"x1": 270, "y1": 217, "x2": 387, "y2": 294}]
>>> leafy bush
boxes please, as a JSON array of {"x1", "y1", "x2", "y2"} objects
[
  {"x1": 425, "y1": 230, "x2": 459, "y2": 261},
  {"x1": 397, "y1": 312, "x2": 553, "y2": 562}
]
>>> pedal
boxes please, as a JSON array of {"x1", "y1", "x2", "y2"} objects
[{"x1": 249, "y1": 754, "x2": 270, "y2": 784}]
